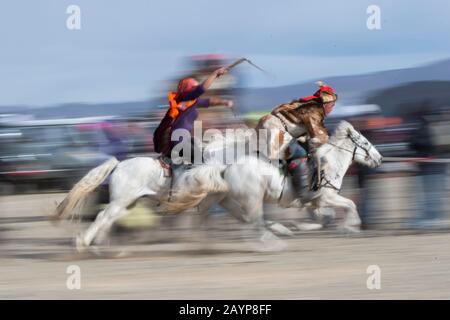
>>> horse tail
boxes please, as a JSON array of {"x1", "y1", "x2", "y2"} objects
[
  {"x1": 164, "y1": 164, "x2": 228, "y2": 213},
  {"x1": 52, "y1": 157, "x2": 119, "y2": 221}
]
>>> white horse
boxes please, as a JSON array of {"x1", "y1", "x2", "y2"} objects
[
  {"x1": 53, "y1": 156, "x2": 228, "y2": 251},
  {"x1": 54, "y1": 121, "x2": 381, "y2": 251},
  {"x1": 189, "y1": 121, "x2": 383, "y2": 242}
]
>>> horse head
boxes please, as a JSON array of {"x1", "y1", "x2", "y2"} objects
[{"x1": 331, "y1": 121, "x2": 383, "y2": 168}]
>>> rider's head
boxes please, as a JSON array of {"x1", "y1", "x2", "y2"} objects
[
  {"x1": 314, "y1": 81, "x2": 337, "y2": 116},
  {"x1": 177, "y1": 77, "x2": 199, "y2": 95}
]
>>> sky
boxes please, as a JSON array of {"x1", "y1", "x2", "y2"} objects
[{"x1": 1, "y1": 0, "x2": 450, "y2": 106}]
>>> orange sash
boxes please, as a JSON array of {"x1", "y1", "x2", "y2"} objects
[{"x1": 167, "y1": 92, "x2": 197, "y2": 120}]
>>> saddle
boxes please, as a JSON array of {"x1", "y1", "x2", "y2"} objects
[{"x1": 158, "y1": 155, "x2": 200, "y2": 178}]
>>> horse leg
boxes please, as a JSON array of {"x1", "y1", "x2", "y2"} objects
[
  {"x1": 240, "y1": 197, "x2": 287, "y2": 251},
  {"x1": 308, "y1": 207, "x2": 336, "y2": 227},
  {"x1": 76, "y1": 197, "x2": 136, "y2": 251},
  {"x1": 197, "y1": 194, "x2": 268, "y2": 238},
  {"x1": 294, "y1": 207, "x2": 324, "y2": 231},
  {"x1": 320, "y1": 192, "x2": 361, "y2": 232},
  {"x1": 218, "y1": 196, "x2": 247, "y2": 223},
  {"x1": 220, "y1": 197, "x2": 293, "y2": 242},
  {"x1": 196, "y1": 193, "x2": 227, "y2": 244},
  {"x1": 196, "y1": 194, "x2": 283, "y2": 250}
]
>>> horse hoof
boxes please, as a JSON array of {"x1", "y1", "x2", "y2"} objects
[
  {"x1": 267, "y1": 222, "x2": 294, "y2": 236},
  {"x1": 75, "y1": 234, "x2": 88, "y2": 253},
  {"x1": 255, "y1": 231, "x2": 288, "y2": 252},
  {"x1": 343, "y1": 225, "x2": 361, "y2": 234},
  {"x1": 257, "y1": 240, "x2": 288, "y2": 252},
  {"x1": 296, "y1": 222, "x2": 323, "y2": 231}
]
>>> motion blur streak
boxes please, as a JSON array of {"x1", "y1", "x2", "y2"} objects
[{"x1": 0, "y1": 10, "x2": 450, "y2": 299}]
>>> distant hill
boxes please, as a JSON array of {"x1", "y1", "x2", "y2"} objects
[
  {"x1": 2, "y1": 58, "x2": 450, "y2": 118},
  {"x1": 43, "y1": 99, "x2": 167, "y2": 118},
  {"x1": 1, "y1": 98, "x2": 166, "y2": 119},
  {"x1": 367, "y1": 81, "x2": 450, "y2": 117},
  {"x1": 237, "y1": 58, "x2": 450, "y2": 112}
]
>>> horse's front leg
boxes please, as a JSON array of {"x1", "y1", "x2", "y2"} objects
[
  {"x1": 318, "y1": 191, "x2": 361, "y2": 232},
  {"x1": 196, "y1": 192, "x2": 227, "y2": 243},
  {"x1": 238, "y1": 197, "x2": 287, "y2": 251},
  {"x1": 309, "y1": 207, "x2": 336, "y2": 227}
]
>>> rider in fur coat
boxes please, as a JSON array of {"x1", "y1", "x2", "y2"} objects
[{"x1": 269, "y1": 81, "x2": 338, "y2": 202}]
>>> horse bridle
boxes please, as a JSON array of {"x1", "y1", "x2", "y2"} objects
[
  {"x1": 279, "y1": 131, "x2": 374, "y2": 195},
  {"x1": 328, "y1": 132, "x2": 372, "y2": 161},
  {"x1": 319, "y1": 132, "x2": 373, "y2": 192}
]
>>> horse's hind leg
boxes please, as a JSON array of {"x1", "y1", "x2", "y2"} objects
[
  {"x1": 76, "y1": 197, "x2": 135, "y2": 251},
  {"x1": 202, "y1": 194, "x2": 287, "y2": 251},
  {"x1": 195, "y1": 193, "x2": 227, "y2": 246},
  {"x1": 219, "y1": 197, "x2": 247, "y2": 223},
  {"x1": 218, "y1": 197, "x2": 292, "y2": 236},
  {"x1": 240, "y1": 198, "x2": 287, "y2": 251}
]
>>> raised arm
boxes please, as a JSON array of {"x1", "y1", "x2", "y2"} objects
[
  {"x1": 201, "y1": 67, "x2": 228, "y2": 90},
  {"x1": 178, "y1": 67, "x2": 230, "y2": 102}
]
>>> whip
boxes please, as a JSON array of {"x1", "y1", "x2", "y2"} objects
[
  {"x1": 225, "y1": 57, "x2": 270, "y2": 75},
  {"x1": 223, "y1": 58, "x2": 271, "y2": 118}
]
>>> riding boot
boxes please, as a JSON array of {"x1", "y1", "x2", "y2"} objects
[
  {"x1": 308, "y1": 138, "x2": 322, "y2": 189},
  {"x1": 289, "y1": 157, "x2": 318, "y2": 203}
]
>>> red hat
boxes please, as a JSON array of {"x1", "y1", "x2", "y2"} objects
[
  {"x1": 315, "y1": 82, "x2": 337, "y2": 116},
  {"x1": 177, "y1": 77, "x2": 199, "y2": 95},
  {"x1": 299, "y1": 82, "x2": 337, "y2": 103},
  {"x1": 313, "y1": 81, "x2": 335, "y2": 97}
]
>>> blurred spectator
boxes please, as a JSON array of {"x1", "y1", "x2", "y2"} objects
[
  {"x1": 352, "y1": 117, "x2": 380, "y2": 229},
  {"x1": 409, "y1": 107, "x2": 449, "y2": 228},
  {"x1": 101, "y1": 123, "x2": 128, "y2": 161},
  {"x1": 356, "y1": 164, "x2": 375, "y2": 229}
]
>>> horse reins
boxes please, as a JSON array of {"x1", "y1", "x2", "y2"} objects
[
  {"x1": 327, "y1": 133, "x2": 372, "y2": 161},
  {"x1": 318, "y1": 133, "x2": 373, "y2": 192}
]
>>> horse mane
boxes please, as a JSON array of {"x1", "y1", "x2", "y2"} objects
[
  {"x1": 315, "y1": 120, "x2": 354, "y2": 158},
  {"x1": 328, "y1": 120, "x2": 354, "y2": 145}
]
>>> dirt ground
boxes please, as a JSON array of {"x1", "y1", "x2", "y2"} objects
[{"x1": 1, "y1": 193, "x2": 450, "y2": 299}]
